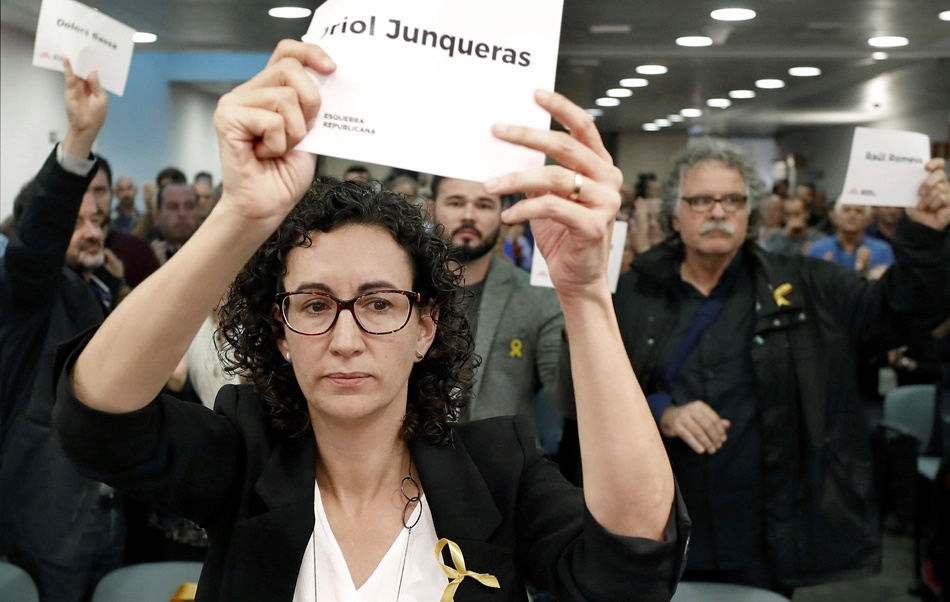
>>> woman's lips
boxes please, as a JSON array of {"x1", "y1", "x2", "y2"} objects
[{"x1": 325, "y1": 372, "x2": 371, "y2": 386}]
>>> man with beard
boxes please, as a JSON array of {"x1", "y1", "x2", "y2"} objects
[
  {"x1": 0, "y1": 62, "x2": 125, "y2": 601},
  {"x1": 429, "y1": 176, "x2": 564, "y2": 429},
  {"x1": 150, "y1": 182, "x2": 199, "y2": 265}
]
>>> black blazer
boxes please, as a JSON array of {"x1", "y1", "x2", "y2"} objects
[{"x1": 54, "y1": 344, "x2": 687, "y2": 601}]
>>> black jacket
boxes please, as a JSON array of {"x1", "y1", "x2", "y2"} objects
[
  {"x1": 608, "y1": 218, "x2": 947, "y2": 587},
  {"x1": 0, "y1": 149, "x2": 110, "y2": 560},
  {"x1": 53, "y1": 335, "x2": 690, "y2": 601}
]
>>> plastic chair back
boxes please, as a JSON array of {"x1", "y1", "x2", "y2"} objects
[
  {"x1": 0, "y1": 561, "x2": 39, "y2": 602},
  {"x1": 884, "y1": 384, "x2": 937, "y2": 451},
  {"x1": 91, "y1": 561, "x2": 203, "y2": 602}
]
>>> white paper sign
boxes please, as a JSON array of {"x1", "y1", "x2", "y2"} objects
[
  {"x1": 33, "y1": 0, "x2": 136, "y2": 96},
  {"x1": 530, "y1": 221, "x2": 628, "y2": 293},
  {"x1": 839, "y1": 127, "x2": 931, "y2": 207},
  {"x1": 297, "y1": 0, "x2": 564, "y2": 182}
]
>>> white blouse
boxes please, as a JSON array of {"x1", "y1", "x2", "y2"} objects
[{"x1": 292, "y1": 482, "x2": 449, "y2": 601}]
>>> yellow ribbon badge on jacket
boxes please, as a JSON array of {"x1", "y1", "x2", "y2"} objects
[
  {"x1": 509, "y1": 338, "x2": 523, "y2": 358},
  {"x1": 773, "y1": 283, "x2": 793, "y2": 307},
  {"x1": 171, "y1": 583, "x2": 197, "y2": 601},
  {"x1": 435, "y1": 538, "x2": 500, "y2": 601}
]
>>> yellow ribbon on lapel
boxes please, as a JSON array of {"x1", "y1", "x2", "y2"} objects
[
  {"x1": 435, "y1": 538, "x2": 500, "y2": 601},
  {"x1": 773, "y1": 283, "x2": 792, "y2": 307},
  {"x1": 170, "y1": 583, "x2": 197, "y2": 601},
  {"x1": 509, "y1": 338, "x2": 523, "y2": 358}
]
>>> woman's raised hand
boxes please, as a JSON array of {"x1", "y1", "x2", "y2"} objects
[
  {"x1": 484, "y1": 91, "x2": 622, "y2": 300},
  {"x1": 214, "y1": 40, "x2": 336, "y2": 227}
]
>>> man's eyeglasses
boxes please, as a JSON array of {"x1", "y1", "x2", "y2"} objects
[
  {"x1": 275, "y1": 289, "x2": 423, "y2": 336},
  {"x1": 680, "y1": 193, "x2": 748, "y2": 213}
]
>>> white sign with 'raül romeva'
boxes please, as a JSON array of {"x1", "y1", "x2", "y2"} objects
[
  {"x1": 839, "y1": 127, "x2": 931, "y2": 208},
  {"x1": 33, "y1": 0, "x2": 136, "y2": 96},
  {"x1": 296, "y1": 0, "x2": 564, "y2": 183}
]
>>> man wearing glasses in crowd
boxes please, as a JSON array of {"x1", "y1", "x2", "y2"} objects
[{"x1": 558, "y1": 138, "x2": 949, "y2": 594}]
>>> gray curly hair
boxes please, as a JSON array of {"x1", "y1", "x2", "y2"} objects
[{"x1": 660, "y1": 138, "x2": 768, "y2": 241}]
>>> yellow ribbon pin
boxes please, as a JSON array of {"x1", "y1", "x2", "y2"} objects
[
  {"x1": 509, "y1": 338, "x2": 523, "y2": 358},
  {"x1": 170, "y1": 583, "x2": 197, "y2": 601},
  {"x1": 773, "y1": 283, "x2": 792, "y2": 307},
  {"x1": 435, "y1": 538, "x2": 500, "y2": 601}
]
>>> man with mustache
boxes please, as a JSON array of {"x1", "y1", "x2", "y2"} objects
[
  {"x1": 558, "y1": 138, "x2": 949, "y2": 593},
  {"x1": 0, "y1": 63, "x2": 126, "y2": 601},
  {"x1": 429, "y1": 176, "x2": 564, "y2": 431}
]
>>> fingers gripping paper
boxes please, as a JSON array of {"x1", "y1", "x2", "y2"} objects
[{"x1": 297, "y1": 0, "x2": 565, "y2": 182}]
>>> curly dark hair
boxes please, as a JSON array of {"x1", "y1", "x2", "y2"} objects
[{"x1": 218, "y1": 178, "x2": 476, "y2": 445}]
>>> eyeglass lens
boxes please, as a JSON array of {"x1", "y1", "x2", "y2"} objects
[{"x1": 684, "y1": 194, "x2": 747, "y2": 212}]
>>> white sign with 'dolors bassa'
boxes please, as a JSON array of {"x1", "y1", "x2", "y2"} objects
[{"x1": 33, "y1": 0, "x2": 136, "y2": 96}]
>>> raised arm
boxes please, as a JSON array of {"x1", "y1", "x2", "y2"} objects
[
  {"x1": 71, "y1": 41, "x2": 336, "y2": 413},
  {"x1": 485, "y1": 92, "x2": 674, "y2": 541},
  {"x1": 2, "y1": 61, "x2": 108, "y2": 310}
]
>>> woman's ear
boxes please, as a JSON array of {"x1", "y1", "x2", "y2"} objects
[{"x1": 416, "y1": 305, "x2": 438, "y2": 357}]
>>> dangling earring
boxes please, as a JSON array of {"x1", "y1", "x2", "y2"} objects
[{"x1": 415, "y1": 351, "x2": 424, "y2": 360}]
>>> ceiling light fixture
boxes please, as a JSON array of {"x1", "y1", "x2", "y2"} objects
[
  {"x1": 710, "y1": 8, "x2": 756, "y2": 21},
  {"x1": 643, "y1": 124, "x2": 661, "y2": 131},
  {"x1": 606, "y1": 88, "x2": 633, "y2": 98},
  {"x1": 590, "y1": 24, "x2": 632, "y2": 34},
  {"x1": 636, "y1": 65, "x2": 668, "y2": 75},
  {"x1": 680, "y1": 108, "x2": 703, "y2": 118},
  {"x1": 755, "y1": 78, "x2": 786, "y2": 89},
  {"x1": 868, "y1": 36, "x2": 909, "y2": 48},
  {"x1": 619, "y1": 77, "x2": 649, "y2": 88},
  {"x1": 940, "y1": 11, "x2": 950, "y2": 21},
  {"x1": 707, "y1": 98, "x2": 732, "y2": 108},
  {"x1": 788, "y1": 66, "x2": 822, "y2": 77},
  {"x1": 676, "y1": 36, "x2": 714, "y2": 47},
  {"x1": 586, "y1": 108, "x2": 604, "y2": 117},
  {"x1": 132, "y1": 32, "x2": 157, "y2": 43},
  {"x1": 654, "y1": 118, "x2": 673, "y2": 127},
  {"x1": 668, "y1": 114, "x2": 685, "y2": 122},
  {"x1": 871, "y1": 52, "x2": 889, "y2": 61},
  {"x1": 729, "y1": 89, "x2": 756, "y2": 99},
  {"x1": 595, "y1": 97, "x2": 621, "y2": 107},
  {"x1": 268, "y1": 7, "x2": 312, "y2": 19}
]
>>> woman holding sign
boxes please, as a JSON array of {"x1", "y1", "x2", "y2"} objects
[{"x1": 53, "y1": 40, "x2": 687, "y2": 601}]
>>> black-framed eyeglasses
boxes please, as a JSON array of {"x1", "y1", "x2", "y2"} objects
[
  {"x1": 680, "y1": 193, "x2": 748, "y2": 213},
  {"x1": 275, "y1": 289, "x2": 423, "y2": 336}
]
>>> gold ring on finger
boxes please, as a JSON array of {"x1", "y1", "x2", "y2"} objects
[{"x1": 568, "y1": 172, "x2": 583, "y2": 201}]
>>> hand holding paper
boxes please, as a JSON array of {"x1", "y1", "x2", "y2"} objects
[
  {"x1": 33, "y1": 0, "x2": 136, "y2": 96},
  {"x1": 214, "y1": 40, "x2": 336, "y2": 230},
  {"x1": 62, "y1": 58, "x2": 108, "y2": 159},
  {"x1": 906, "y1": 158, "x2": 950, "y2": 231},
  {"x1": 485, "y1": 90, "x2": 623, "y2": 301}
]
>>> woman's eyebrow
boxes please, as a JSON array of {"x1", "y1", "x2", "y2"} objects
[{"x1": 290, "y1": 280, "x2": 400, "y2": 294}]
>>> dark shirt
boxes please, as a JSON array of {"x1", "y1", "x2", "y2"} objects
[
  {"x1": 105, "y1": 229, "x2": 159, "y2": 287},
  {"x1": 656, "y1": 249, "x2": 762, "y2": 571},
  {"x1": 865, "y1": 222, "x2": 892, "y2": 244},
  {"x1": 111, "y1": 210, "x2": 139, "y2": 233},
  {"x1": 460, "y1": 279, "x2": 486, "y2": 339}
]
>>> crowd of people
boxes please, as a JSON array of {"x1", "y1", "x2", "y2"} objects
[{"x1": 0, "y1": 40, "x2": 948, "y2": 602}]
